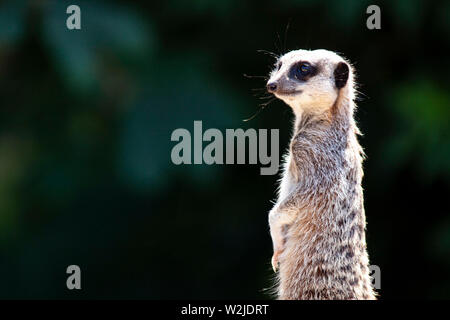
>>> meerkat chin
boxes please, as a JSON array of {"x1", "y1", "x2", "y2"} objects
[{"x1": 266, "y1": 49, "x2": 376, "y2": 300}]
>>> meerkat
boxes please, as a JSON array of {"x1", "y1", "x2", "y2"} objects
[{"x1": 266, "y1": 49, "x2": 376, "y2": 300}]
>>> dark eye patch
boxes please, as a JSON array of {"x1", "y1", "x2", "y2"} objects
[{"x1": 288, "y1": 61, "x2": 318, "y2": 81}]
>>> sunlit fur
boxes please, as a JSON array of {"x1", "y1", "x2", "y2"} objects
[{"x1": 267, "y1": 49, "x2": 376, "y2": 300}]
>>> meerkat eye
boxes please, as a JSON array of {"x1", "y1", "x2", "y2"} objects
[
  {"x1": 290, "y1": 62, "x2": 315, "y2": 81},
  {"x1": 298, "y1": 63, "x2": 311, "y2": 75},
  {"x1": 289, "y1": 62, "x2": 316, "y2": 81}
]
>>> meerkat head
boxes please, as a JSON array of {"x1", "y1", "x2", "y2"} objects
[{"x1": 266, "y1": 49, "x2": 352, "y2": 116}]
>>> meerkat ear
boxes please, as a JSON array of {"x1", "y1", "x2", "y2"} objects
[{"x1": 334, "y1": 62, "x2": 349, "y2": 89}]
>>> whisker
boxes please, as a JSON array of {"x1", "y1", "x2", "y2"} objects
[
  {"x1": 252, "y1": 90, "x2": 271, "y2": 99},
  {"x1": 260, "y1": 97, "x2": 276, "y2": 107},
  {"x1": 243, "y1": 108, "x2": 264, "y2": 122},
  {"x1": 354, "y1": 89, "x2": 369, "y2": 102},
  {"x1": 252, "y1": 93, "x2": 272, "y2": 99},
  {"x1": 243, "y1": 97, "x2": 276, "y2": 122},
  {"x1": 283, "y1": 19, "x2": 292, "y2": 53},
  {"x1": 275, "y1": 31, "x2": 284, "y2": 56},
  {"x1": 243, "y1": 109, "x2": 262, "y2": 122},
  {"x1": 256, "y1": 49, "x2": 279, "y2": 59},
  {"x1": 243, "y1": 73, "x2": 268, "y2": 80},
  {"x1": 252, "y1": 90, "x2": 270, "y2": 96}
]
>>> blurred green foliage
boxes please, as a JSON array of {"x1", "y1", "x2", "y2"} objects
[{"x1": 0, "y1": 0, "x2": 449, "y2": 299}]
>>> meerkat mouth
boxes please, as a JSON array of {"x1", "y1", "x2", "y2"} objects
[{"x1": 275, "y1": 90, "x2": 302, "y2": 97}]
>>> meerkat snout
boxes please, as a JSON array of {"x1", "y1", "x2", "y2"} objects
[{"x1": 266, "y1": 82, "x2": 277, "y2": 93}]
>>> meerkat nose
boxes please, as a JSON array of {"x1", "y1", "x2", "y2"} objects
[{"x1": 267, "y1": 82, "x2": 278, "y2": 93}]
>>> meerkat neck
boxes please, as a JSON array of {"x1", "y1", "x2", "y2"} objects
[{"x1": 293, "y1": 90, "x2": 354, "y2": 135}]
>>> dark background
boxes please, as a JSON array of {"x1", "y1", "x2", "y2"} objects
[{"x1": 0, "y1": 0, "x2": 449, "y2": 299}]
